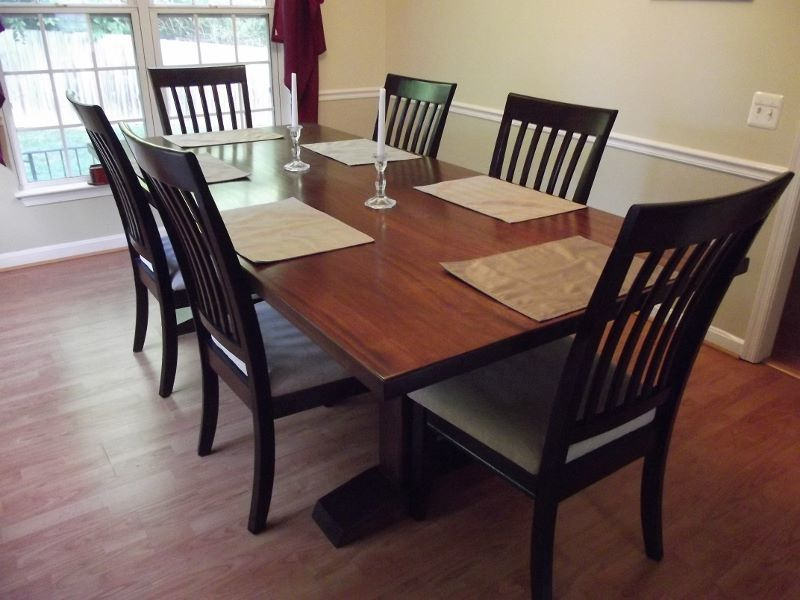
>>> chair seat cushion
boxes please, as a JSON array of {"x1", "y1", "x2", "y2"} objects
[
  {"x1": 257, "y1": 302, "x2": 353, "y2": 397},
  {"x1": 160, "y1": 235, "x2": 185, "y2": 291},
  {"x1": 408, "y1": 336, "x2": 654, "y2": 475},
  {"x1": 212, "y1": 302, "x2": 353, "y2": 398},
  {"x1": 137, "y1": 235, "x2": 185, "y2": 292}
]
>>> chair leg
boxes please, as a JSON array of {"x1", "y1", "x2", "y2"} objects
[
  {"x1": 530, "y1": 498, "x2": 558, "y2": 600},
  {"x1": 157, "y1": 301, "x2": 179, "y2": 398},
  {"x1": 247, "y1": 403, "x2": 276, "y2": 534},
  {"x1": 409, "y1": 403, "x2": 432, "y2": 521},
  {"x1": 197, "y1": 355, "x2": 219, "y2": 457},
  {"x1": 641, "y1": 450, "x2": 667, "y2": 560},
  {"x1": 132, "y1": 280, "x2": 149, "y2": 353}
]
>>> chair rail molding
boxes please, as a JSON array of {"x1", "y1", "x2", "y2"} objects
[
  {"x1": 742, "y1": 128, "x2": 800, "y2": 362},
  {"x1": 447, "y1": 99, "x2": 785, "y2": 182}
]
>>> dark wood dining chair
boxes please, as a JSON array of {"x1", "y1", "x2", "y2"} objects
[
  {"x1": 489, "y1": 93, "x2": 618, "y2": 205},
  {"x1": 120, "y1": 125, "x2": 366, "y2": 534},
  {"x1": 373, "y1": 73, "x2": 457, "y2": 159},
  {"x1": 67, "y1": 91, "x2": 192, "y2": 398},
  {"x1": 409, "y1": 172, "x2": 793, "y2": 599},
  {"x1": 148, "y1": 64, "x2": 252, "y2": 135}
]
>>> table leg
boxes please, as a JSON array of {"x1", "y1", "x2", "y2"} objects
[{"x1": 312, "y1": 395, "x2": 410, "y2": 547}]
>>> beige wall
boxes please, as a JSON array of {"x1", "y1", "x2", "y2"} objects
[{"x1": 379, "y1": 0, "x2": 800, "y2": 340}]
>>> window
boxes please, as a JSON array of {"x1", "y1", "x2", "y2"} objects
[{"x1": 0, "y1": 0, "x2": 280, "y2": 191}]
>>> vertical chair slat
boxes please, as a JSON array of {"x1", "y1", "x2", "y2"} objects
[
  {"x1": 184, "y1": 86, "x2": 199, "y2": 133},
  {"x1": 226, "y1": 84, "x2": 237, "y2": 130},
  {"x1": 392, "y1": 97, "x2": 411, "y2": 147},
  {"x1": 506, "y1": 121, "x2": 529, "y2": 183},
  {"x1": 171, "y1": 88, "x2": 187, "y2": 134},
  {"x1": 546, "y1": 131, "x2": 574, "y2": 195},
  {"x1": 199, "y1": 85, "x2": 213, "y2": 132},
  {"x1": 409, "y1": 102, "x2": 430, "y2": 154},
  {"x1": 583, "y1": 251, "x2": 663, "y2": 421},
  {"x1": 558, "y1": 134, "x2": 587, "y2": 198},
  {"x1": 518, "y1": 124, "x2": 542, "y2": 187},
  {"x1": 211, "y1": 85, "x2": 224, "y2": 130},
  {"x1": 533, "y1": 128, "x2": 558, "y2": 191},
  {"x1": 385, "y1": 94, "x2": 400, "y2": 146}
]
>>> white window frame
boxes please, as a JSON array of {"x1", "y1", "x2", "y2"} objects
[{"x1": 0, "y1": 0, "x2": 287, "y2": 205}]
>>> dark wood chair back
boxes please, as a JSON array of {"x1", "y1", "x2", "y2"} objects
[
  {"x1": 489, "y1": 93, "x2": 618, "y2": 205},
  {"x1": 120, "y1": 124, "x2": 267, "y2": 396},
  {"x1": 67, "y1": 91, "x2": 168, "y2": 282},
  {"x1": 543, "y1": 172, "x2": 793, "y2": 483},
  {"x1": 373, "y1": 73, "x2": 457, "y2": 158},
  {"x1": 149, "y1": 64, "x2": 253, "y2": 135}
]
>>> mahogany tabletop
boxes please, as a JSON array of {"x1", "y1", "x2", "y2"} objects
[{"x1": 157, "y1": 124, "x2": 625, "y2": 399}]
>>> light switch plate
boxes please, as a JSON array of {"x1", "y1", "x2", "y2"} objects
[{"x1": 747, "y1": 92, "x2": 783, "y2": 130}]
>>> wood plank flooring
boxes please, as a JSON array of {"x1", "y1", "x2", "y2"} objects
[{"x1": 1, "y1": 251, "x2": 799, "y2": 599}]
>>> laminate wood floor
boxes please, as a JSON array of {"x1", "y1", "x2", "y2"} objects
[{"x1": 2, "y1": 251, "x2": 799, "y2": 599}]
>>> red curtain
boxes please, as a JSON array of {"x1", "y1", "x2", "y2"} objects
[{"x1": 271, "y1": 0, "x2": 326, "y2": 124}]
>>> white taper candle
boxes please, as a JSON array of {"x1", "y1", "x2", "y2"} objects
[
  {"x1": 290, "y1": 72, "x2": 298, "y2": 128},
  {"x1": 377, "y1": 87, "x2": 386, "y2": 158}
]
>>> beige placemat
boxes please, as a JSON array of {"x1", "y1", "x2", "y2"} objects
[
  {"x1": 415, "y1": 175, "x2": 585, "y2": 223},
  {"x1": 195, "y1": 152, "x2": 250, "y2": 183},
  {"x1": 442, "y1": 236, "x2": 659, "y2": 321},
  {"x1": 164, "y1": 127, "x2": 283, "y2": 148},
  {"x1": 302, "y1": 138, "x2": 420, "y2": 166},
  {"x1": 221, "y1": 197, "x2": 374, "y2": 263}
]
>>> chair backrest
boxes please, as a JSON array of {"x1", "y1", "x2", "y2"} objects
[
  {"x1": 373, "y1": 73, "x2": 457, "y2": 159},
  {"x1": 149, "y1": 64, "x2": 253, "y2": 135},
  {"x1": 67, "y1": 91, "x2": 168, "y2": 277},
  {"x1": 541, "y1": 172, "x2": 793, "y2": 472},
  {"x1": 489, "y1": 93, "x2": 618, "y2": 205},
  {"x1": 120, "y1": 124, "x2": 267, "y2": 385}
]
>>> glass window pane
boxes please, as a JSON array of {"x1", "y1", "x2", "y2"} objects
[
  {"x1": 150, "y1": 0, "x2": 192, "y2": 5},
  {"x1": 0, "y1": 0, "x2": 126, "y2": 4},
  {"x1": 92, "y1": 15, "x2": 135, "y2": 68},
  {"x1": 5, "y1": 73, "x2": 58, "y2": 128},
  {"x1": 0, "y1": 16, "x2": 47, "y2": 72},
  {"x1": 17, "y1": 128, "x2": 66, "y2": 182},
  {"x1": 236, "y1": 15, "x2": 268, "y2": 62},
  {"x1": 113, "y1": 121, "x2": 145, "y2": 139},
  {"x1": 64, "y1": 126, "x2": 92, "y2": 177},
  {"x1": 198, "y1": 16, "x2": 234, "y2": 64},
  {"x1": 245, "y1": 63, "x2": 271, "y2": 110},
  {"x1": 45, "y1": 14, "x2": 93, "y2": 70},
  {"x1": 54, "y1": 71, "x2": 100, "y2": 126},
  {"x1": 159, "y1": 15, "x2": 198, "y2": 66},
  {"x1": 232, "y1": 0, "x2": 265, "y2": 6},
  {"x1": 252, "y1": 110, "x2": 272, "y2": 127},
  {"x1": 97, "y1": 68, "x2": 142, "y2": 120}
]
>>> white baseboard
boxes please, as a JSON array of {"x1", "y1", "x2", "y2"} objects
[
  {"x1": 704, "y1": 325, "x2": 745, "y2": 356},
  {"x1": 0, "y1": 233, "x2": 128, "y2": 270}
]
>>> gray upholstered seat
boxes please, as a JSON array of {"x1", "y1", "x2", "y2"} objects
[
  {"x1": 159, "y1": 235, "x2": 185, "y2": 291},
  {"x1": 138, "y1": 235, "x2": 185, "y2": 291},
  {"x1": 211, "y1": 302, "x2": 351, "y2": 398},
  {"x1": 408, "y1": 336, "x2": 654, "y2": 475}
]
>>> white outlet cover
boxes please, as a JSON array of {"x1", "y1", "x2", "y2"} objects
[{"x1": 748, "y1": 92, "x2": 783, "y2": 130}]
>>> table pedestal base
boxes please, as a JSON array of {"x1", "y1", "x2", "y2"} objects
[{"x1": 312, "y1": 466, "x2": 407, "y2": 548}]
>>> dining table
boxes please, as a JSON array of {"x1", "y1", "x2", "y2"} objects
[{"x1": 153, "y1": 123, "x2": 629, "y2": 547}]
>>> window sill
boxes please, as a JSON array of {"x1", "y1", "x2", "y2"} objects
[{"x1": 15, "y1": 181, "x2": 112, "y2": 207}]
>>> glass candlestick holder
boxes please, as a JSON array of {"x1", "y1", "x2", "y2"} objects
[
  {"x1": 364, "y1": 153, "x2": 396, "y2": 210},
  {"x1": 284, "y1": 125, "x2": 310, "y2": 172}
]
